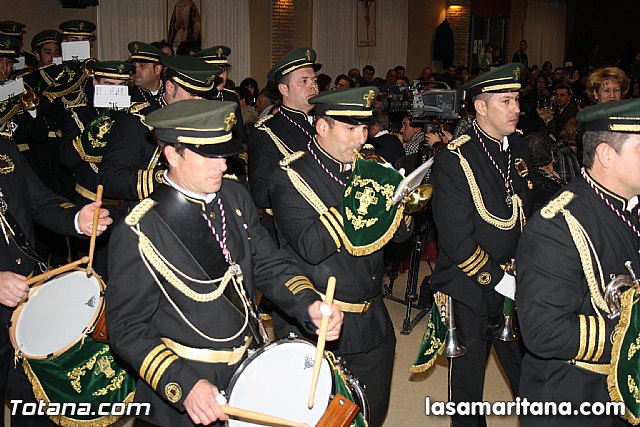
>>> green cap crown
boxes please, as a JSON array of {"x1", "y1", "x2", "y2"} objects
[
  {"x1": 310, "y1": 87, "x2": 379, "y2": 125},
  {"x1": 31, "y1": 30, "x2": 62, "y2": 52},
  {"x1": 195, "y1": 45, "x2": 231, "y2": 67},
  {"x1": 146, "y1": 99, "x2": 245, "y2": 158},
  {"x1": 577, "y1": 98, "x2": 640, "y2": 133},
  {"x1": 59, "y1": 20, "x2": 96, "y2": 37},
  {"x1": 128, "y1": 41, "x2": 165, "y2": 63},
  {"x1": 93, "y1": 61, "x2": 135, "y2": 80},
  {"x1": 0, "y1": 21, "x2": 25, "y2": 39},
  {"x1": 162, "y1": 55, "x2": 222, "y2": 95},
  {"x1": 462, "y1": 62, "x2": 524, "y2": 99},
  {"x1": 0, "y1": 36, "x2": 21, "y2": 58},
  {"x1": 268, "y1": 47, "x2": 322, "y2": 82}
]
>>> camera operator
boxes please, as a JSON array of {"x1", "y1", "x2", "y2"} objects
[{"x1": 402, "y1": 114, "x2": 451, "y2": 161}]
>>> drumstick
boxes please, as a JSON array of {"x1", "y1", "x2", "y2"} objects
[
  {"x1": 308, "y1": 276, "x2": 336, "y2": 409},
  {"x1": 222, "y1": 405, "x2": 308, "y2": 427},
  {"x1": 25, "y1": 256, "x2": 89, "y2": 286},
  {"x1": 86, "y1": 184, "x2": 103, "y2": 277}
]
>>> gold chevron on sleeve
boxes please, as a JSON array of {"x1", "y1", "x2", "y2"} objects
[
  {"x1": 137, "y1": 170, "x2": 144, "y2": 200},
  {"x1": 458, "y1": 246, "x2": 482, "y2": 270},
  {"x1": 592, "y1": 315, "x2": 606, "y2": 362},
  {"x1": 151, "y1": 355, "x2": 179, "y2": 389},
  {"x1": 584, "y1": 316, "x2": 597, "y2": 361},
  {"x1": 285, "y1": 275, "x2": 315, "y2": 295},
  {"x1": 140, "y1": 344, "x2": 167, "y2": 380},
  {"x1": 328, "y1": 207, "x2": 344, "y2": 227},
  {"x1": 145, "y1": 349, "x2": 174, "y2": 386},
  {"x1": 576, "y1": 314, "x2": 587, "y2": 360}
]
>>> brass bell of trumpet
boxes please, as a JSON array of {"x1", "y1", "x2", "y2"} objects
[
  {"x1": 19, "y1": 90, "x2": 40, "y2": 111},
  {"x1": 441, "y1": 294, "x2": 467, "y2": 358},
  {"x1": 403, "y1": 184, "x2": 432, "y2": 214},
  {"x1": 491, "y1": 313, "x2": 520, "y2": 342},
  {"x1": 82, "y1": 58, "x2": 97, "y2": 77}
]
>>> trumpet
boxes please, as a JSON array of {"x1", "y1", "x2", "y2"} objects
[
  {"x1": 19, "y1": 90, "x2": 40, "y2": 110},
  {"x1": 491, "y1": 260, "x2": 520, "y2": 342},
  {"x1": 439, "y1": 293, "x2": 467, "y2": 358},
  {"x1": 11, "y1": 65, "x2": 37, "y2": 80},
  {"x1": 605, "y1": 261, "x2": 640, "y2": 319},
  {"x1": 82, "y1": 58, "x2": 97, "y2": 77}
]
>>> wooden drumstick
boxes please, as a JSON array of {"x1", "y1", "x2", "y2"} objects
[
  {"x1": 308, "y1": 276, "x2": 336, "y2": 409},
  {"x1": 25, "y1": 256, "x2": 89, "y2": 286},
  {"x1": 222, "y1": 405, "x2": 308, "y2": 427},
  {"x1": 86, "y1": 184, "x2": 103, "y2": 277}
]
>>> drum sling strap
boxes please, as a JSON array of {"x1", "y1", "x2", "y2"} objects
[
  {"x1": 142, "y1": 212, "x2": 266, "y2": 347},
  {"x1": 0, "y1": 187, "x2": 47, "y2": 273}
]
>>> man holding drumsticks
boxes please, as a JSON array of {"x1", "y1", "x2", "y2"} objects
[{"x1": 106, "y1": 99, "x2": 343, "y2": 426}]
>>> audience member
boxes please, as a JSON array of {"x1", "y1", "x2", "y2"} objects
[
  {"x1": 512, "y1": 40, "x2": 529, "y2": 68},
  {"x1": 525, "y1": 133, "x2": 565, "y2": 211},
  {"x1": 586, "y1": 66, "x2": 629, "y2": 104}
]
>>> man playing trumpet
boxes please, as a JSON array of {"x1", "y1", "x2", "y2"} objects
[
  {"x1": 517, "y1": 98, "x2": 640, "y2": 426},
  {"x1": 429, "y1": 63, "x2": 532, "y2": 426}
]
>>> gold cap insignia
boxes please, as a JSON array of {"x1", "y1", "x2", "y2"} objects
[
  {"x1": 363, "y1": 90, "x2": 376, "y2": 108},
  {"x1": 305, "y1": 49, "x2": 311, "y2": 61},
  {"x1": 165, "y1": 382, "x2": 182, "y2": 403},
  {"x1": 117, "y1": 64, "x2": 125, "y2": 73},
  {"x1": 217, "y1": 47, "x2": 223, "y2": 57},
  {"x1": 225, "y1": 112, "x2": 237, "y2": 131},
  {"x1": 514, "y1": 66, "x2": 520, "y2": 81},
  {"x1": 132, "y1": 43, "x2": 139, "y2": 53},
  {"x1": 79, "y1": 22, "x2": 85, "y2": 30},
  {"x1": 11, "y1": 25, "x2": 17, "y2": 32},
  {"x1": 206, "y1": 74, "x2": 216, "y2": 86},
  {"x1": 3, "y1": 40, "x2": 9, "y2": 48}
]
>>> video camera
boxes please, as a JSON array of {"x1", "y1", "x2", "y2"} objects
[{"x1": 380, "y1": 80, "x2": 463, "y2": 126}]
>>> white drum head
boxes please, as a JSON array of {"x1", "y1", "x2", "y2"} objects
[
  {"x1": 13, "y1": 271, "x2": 103, "y2": 358},
  {"x1": 227, "y1": 339, "x2": 333, "y2": 426}
]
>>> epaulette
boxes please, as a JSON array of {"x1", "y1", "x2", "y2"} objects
[
  {"x1": 279, "y1": 150, "x2": 305, "y2": 168},
  {"x1": 125, "y1": 198, "x2": 157, "y2": 226},
  {"x1": 223, "y1": 174, "x2": 239, "y2": 181},
  {"x1": 129, "y1": 102, "x2": 150, "y2": 115},
  {"x1": 515, "y1": 129, "x2": 524, "y2": 135},
  {"x1": 254, "y1": 114, "x2": 273, "y2": 128},
  {"x1": 540, "y1": 191, "x2": 575, "y2": 219},
  {"x1": 362, "y1": 143, "x2": 375, "y2": 151},
  {"x1": 447, "y1": 135, "x2": 471, "y2": 150}
]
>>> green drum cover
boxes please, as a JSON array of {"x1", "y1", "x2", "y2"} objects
[
  {"x1": 23, "y1": 336, "x2": 136, "y2": 427},
  {"x1": 410, "y1": 301, "x2": 447, "y2": 374}
]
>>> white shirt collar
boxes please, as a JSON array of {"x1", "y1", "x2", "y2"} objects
[
  {"x1": 374, "y1": 130, "x2": 390, "y2": 138},
  {"x1": 502, "y1": 136, "x2": 510, "y2": 151},
  {"x1": 628, "y1": 195, "x2": 639, "y2": 212},
  {"x1": 164, "y1": 171, "x2": 217, "y2": 204}
]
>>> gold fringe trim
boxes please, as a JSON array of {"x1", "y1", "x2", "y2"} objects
[
  {"x1": 72, "y1": 135, "x2": 102, "y2": 164},
  {"x1": 409, "y1": 354, "x2": 440, "y2": 374},
  {"x1": 453, "y1": 148, "x2": 525, "y2": 231},
  {"x1": 22, "y1": 360, "x2": 135, "y2": 427},
  {"x1": 43, "y1": 72, "x2": 88, "y2": 101},
  {"x1": 343, "y1": 203, "x2": 405, "y2": 256},
  {"x1": 607, "y1": 287, "x2": 640, "y2": 425}
]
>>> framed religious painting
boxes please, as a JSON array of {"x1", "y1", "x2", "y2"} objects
[
  {"x1": 357, "y1": 0, "x2": 376, "y2": 47},
  {"x1": 167, "y1": 0, "x2": 203, "y2": 54}
]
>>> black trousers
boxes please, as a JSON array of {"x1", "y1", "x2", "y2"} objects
[{"x1": 448, "y1": 298, "x2": 524, "y2": 427}]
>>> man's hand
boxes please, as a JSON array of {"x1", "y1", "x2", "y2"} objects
[
  {"x1": 183, "y1": 379, "x2": 228, "y2": 425},
  {"x1": 0, "y1": 271, "x2": 29, "y2": 308},
  {"x1": 77, "y1": 201, "x2": 112, "y2": 236},
  {"x1": 308, "y1": 301, "x2": 343, "y2": 341}
]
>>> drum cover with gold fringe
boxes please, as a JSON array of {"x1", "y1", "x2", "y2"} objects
[
  {"x1": 608, "y1": 286, "x2": 640, "y2": 425},
  {"x1": 342, "y1": 158, "x2": 404, "y2": 256},
  {"x1": 23, "y1": 336, "x2": 136, "y2": 427}
]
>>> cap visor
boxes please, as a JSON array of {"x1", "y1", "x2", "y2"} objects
[{"x1": 185, "y1": 140, "x2": 246, "y2": 158}]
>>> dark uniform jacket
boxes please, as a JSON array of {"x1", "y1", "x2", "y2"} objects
[
  {"x1": 269, "y1": 141, "x2": 412, "y2": 355},
  {"x1": 130, "y1": 84, "x2": 164, "y2": 110},
  {"x1": 430, "y1": 126, "x2": 532, "y2": 315},
  {"x1": 248, "y1": 105, "x2": 315, "y2": 209},
  {"x1": 98, "y1": 102, "x2": 162, "y2": 203},
  {"x1": 516, "y1": 174, "x2": 637, "y2": 427},
  {"x1": 106, "y1": 180, "x2": 319, "y2": 426},
  {"x1": 0, "y1": 137, "x2": 78, "y2": 323}
]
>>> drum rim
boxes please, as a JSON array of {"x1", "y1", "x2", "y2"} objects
[{"x1": 9, "y1": 268, "x2": 105, "y2": 360}]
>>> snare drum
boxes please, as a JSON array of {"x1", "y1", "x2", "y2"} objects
[
  {"x1": 226, "y1": 337, "x2": 368, "y2": 427},
  {"x1": 9, "y1": 269, "x2": 136, "y2": 426}
]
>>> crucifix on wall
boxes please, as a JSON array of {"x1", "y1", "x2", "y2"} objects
[{"x1": 357, "y1": 0, "x2": 376, "y2": 47}]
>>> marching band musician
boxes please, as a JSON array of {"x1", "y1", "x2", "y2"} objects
[
  {"x1": 429, "y1": 63, "x2": 532, "y2": 426},
  {"x1": 269, "y1": 87, "x2": 413, "y2": 427},
  {"x1": 106, "y1": 100, "x2": 343, "y2": 427},
  {"x1": 516, "y1": 98, "x2": 640, "y2": 426},
  {"x1": 59, "y1": 60, "x2": 135, "y2": 279},
  {"x1": 0, "y1": 133, "x2": 111, "y2": 427}
]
